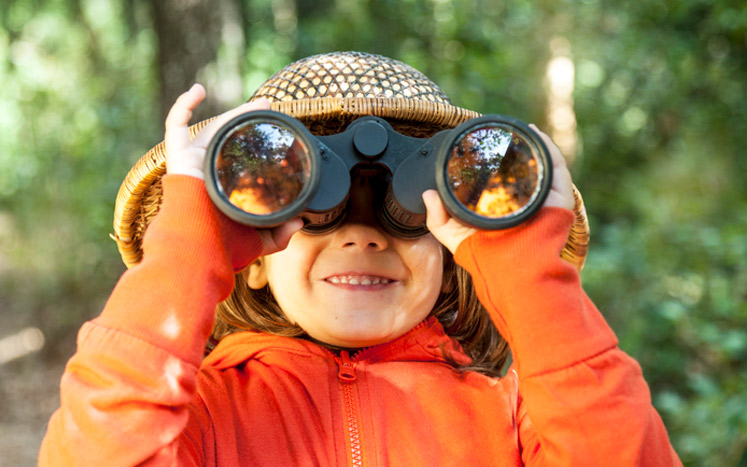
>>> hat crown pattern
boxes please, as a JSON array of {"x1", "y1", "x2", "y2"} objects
[{"x1": 251, "y1": 51, "x2": 451, "y2": 104}]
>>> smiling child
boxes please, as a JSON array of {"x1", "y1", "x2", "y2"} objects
[{"x1": 40, "y1": 52, "x2": 680, "y2": 466}]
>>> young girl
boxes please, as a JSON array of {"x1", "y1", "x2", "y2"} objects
[{"x1": 40, "y1": 52, "x2": 680, "y2": 466}]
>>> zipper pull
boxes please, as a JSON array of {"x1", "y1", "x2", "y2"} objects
[{"x1": 337, "y1": 350, "x2": 357, "y2": 382}]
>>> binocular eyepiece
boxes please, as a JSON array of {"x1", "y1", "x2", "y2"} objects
[{"x1": 204, "y1": 110, "x2": 552, "y2": 237}]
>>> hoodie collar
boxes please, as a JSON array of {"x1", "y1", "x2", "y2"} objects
[{"x1": 202, "y1": 316, "x2": 471, "y2": 371}]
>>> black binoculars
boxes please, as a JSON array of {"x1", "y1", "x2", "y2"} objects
[{"x1": 204, "y1": 110, "x2": 552, "y2": 238}]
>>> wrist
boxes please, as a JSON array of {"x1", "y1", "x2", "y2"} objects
[
  {"x1": 156, "y1": 175, "x2": 262, "y2": 271},
  {"x1": 166, "y1": 167, "x2": 204, "y2": 180},
  {"x1": 454, "y1": 206, "x2": 574, "y2": 265}
]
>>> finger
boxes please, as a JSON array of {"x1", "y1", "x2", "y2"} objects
[
  {"x1": 529, "y1": 123, "x2": 568, "y2": 170},
  {"x1": 191, "y1": 98, "x2": 272, "y2": 149},
  {"x1": 422, "y1": 190, "x2": 450, "y2": 230},
  {"x1": 529, "y1": 124, "x2": 575, "y2": 210},
  {"x1": 165, "y1": 84, "x2": 206, "y2": 152},
  {"x1": 271, "y1": 217, "x2": 304, "y2": 251},
  {"x1": 165, "y1": 84, "x2": 206, "y2": 128},
  {"x1": 261, "y1": 218, "x2": 304, "y2": 255}
]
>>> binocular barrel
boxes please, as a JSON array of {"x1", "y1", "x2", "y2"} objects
[{"x1": 204, "y1": 110, "x2": 552, "y2": 237}]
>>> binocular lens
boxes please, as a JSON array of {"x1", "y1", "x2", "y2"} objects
[
  {"x1": 445, "y1": 124, "x2": 542, "y2": 221},
  {"x1": 215, "y1": 120, "x2": 312, "y2": 217}
]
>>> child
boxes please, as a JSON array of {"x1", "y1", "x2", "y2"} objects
[{"x1": 40, "y1": 52, "x2": 681, "y2": 466}]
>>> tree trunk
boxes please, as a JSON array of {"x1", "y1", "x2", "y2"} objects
[{"x1": 149, "y1": 0, "x2": 228, "y2": 122}]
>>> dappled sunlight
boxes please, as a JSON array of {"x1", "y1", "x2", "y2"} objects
[
  {"x1": 0, "y1": 327, "x2": 45, "y2": 365},
  {"x1": 545, "y1": 37, "x2": 577, "y2": 164}
]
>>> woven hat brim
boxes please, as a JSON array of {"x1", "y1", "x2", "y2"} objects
[
  {"x1": 266, "y1": 97, "x2": 479, "y2": 127},
  {"x1": 112, "y1": 97, "x2": 590, "y2": 271}
]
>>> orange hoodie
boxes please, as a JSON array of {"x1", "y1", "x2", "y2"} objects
[{"x1": 39, "y1": 175, "x2": 681, "y2": 466}]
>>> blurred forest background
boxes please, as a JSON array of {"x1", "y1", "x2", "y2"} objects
[{"x1": 0, "y1": 0, "x2": 745, "y2": 465}]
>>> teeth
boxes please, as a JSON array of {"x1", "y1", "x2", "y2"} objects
[{"x1": 328, "y1": 275, "x2": 391, "y2": 285}]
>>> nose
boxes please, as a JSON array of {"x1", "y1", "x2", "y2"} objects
[
  {"x1": 332, "y1": 173, "x2": 390, "y2": 251},
  {"x1": 333, "y1": 221, "x2": 389, "y2": 251}
]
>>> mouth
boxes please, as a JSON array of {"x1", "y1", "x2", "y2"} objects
[{"x1": 324, "y1": 274, "x2": 396, "y2": 286}]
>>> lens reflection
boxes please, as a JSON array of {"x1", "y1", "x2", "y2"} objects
[
  {"x1": 446, "y1": 124, "x2": 541, "y2": 218},
  {"x1": 216, "y1": 121, "x2": 310, "y2": 215}
]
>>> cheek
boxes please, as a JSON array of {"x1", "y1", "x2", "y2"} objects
[
  {"x1": 401, "y1": 237, "x2": 445, "y2": 294},
  {"x1": 263, "y1": 244, "x2": 312, "y2": 297},
  {"x1": 402, "y1": 244, "x2": 445, "y2": 326},
  {"x1": 262, "y1": 253, "x2": 307, "y2": 325}
]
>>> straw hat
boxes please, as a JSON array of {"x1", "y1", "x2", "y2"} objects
[{"x1": 112, "y1": 51, "x2": 590, "y2": 270}]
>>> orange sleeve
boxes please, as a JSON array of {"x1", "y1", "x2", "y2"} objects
[
  {"x1": 455, "y1": 207, "x2": 681, "y2": 466},
  {"x1": 39, "y1": 175, "x2": 262, "y2": 466}
]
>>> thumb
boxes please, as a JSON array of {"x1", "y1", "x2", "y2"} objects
[
  {"x1": 422, "y1": 190, "x2": 477, "y2": 254},
  {"x1": 258, "y1": 218, "x2": 304, "y2": 256},
  {"x1": 422, "y1": 190, "x2": 450, "y2": 230}
]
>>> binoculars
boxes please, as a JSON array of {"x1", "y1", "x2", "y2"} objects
[{"x1": 204, "y1": 110, "x2": 553, "y2": 238}]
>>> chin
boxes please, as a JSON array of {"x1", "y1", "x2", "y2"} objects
[
  {"x1": 300, "y1": 309, "x2": 431, "y2": 349},
  {"x1": 318, "y1": 322, "x2": 395, "y2": 348},
  {"x1": 326, "y1": 331, "x2": 391, "y2": 349}
]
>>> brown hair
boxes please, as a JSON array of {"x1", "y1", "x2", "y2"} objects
[{"x1": 210, "y1": 249, "x2": 510, "y2": 378}]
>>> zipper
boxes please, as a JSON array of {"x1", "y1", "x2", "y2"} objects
[
  {"x1": 337, "y1": 350, "x2": 364, "y2": 466},
  {"x1": 328, "y1": 319, "x2": 438, "y2": 465}
]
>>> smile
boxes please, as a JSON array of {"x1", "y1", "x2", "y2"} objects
[{"x1": 326, "y1": 275, "x2": 393, "y2": 285}]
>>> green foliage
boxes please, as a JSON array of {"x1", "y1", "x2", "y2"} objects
[
  {"x1": 0, "y1": 0, "x2": 156, "y2": 344},
  {"x1": 0, "y1": 0, "x2": 745, "y2": 464}
]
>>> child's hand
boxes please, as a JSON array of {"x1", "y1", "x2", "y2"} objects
[
  {"x1": 164, "y1": 84, "x2": 272, "y2": 179},
  {"x1": 164, "y1": 84, "x2": 302, "y2": 256},
  {"x1": 423, "y1": 125, "x2": 575, "y2": 254},
  {"x1": 530, "y1": 124, "x2": 575, "y2": 213},
  {"x1": 422, "y1": 190, "x2": 477, "y2": 255}
]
